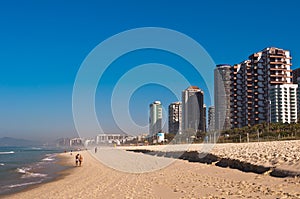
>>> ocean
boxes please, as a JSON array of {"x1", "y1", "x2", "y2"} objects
[{"x1": 0, "y1": 146, "x2": 67, "y2": 196}]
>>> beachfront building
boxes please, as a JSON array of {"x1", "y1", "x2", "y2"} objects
[
  {"x1": 168, "y1": 102, "x2": 182, "y2": 134},
  {"x1": 208, "y1": 106, "x2": 215, "y2": 132},
  {"x1": 292, "y1": 67, "x2": 300, "y2": 121},
  {"x1": 95, "y1": 134, "x2": 128, "y2": 145},
  {"x1": 69, "y1": 138, "x2": 83, "y2": 146},
  {"x1": 270, "y1": 84, "x2": 298, "y2": 123},
  {"x1": 56, "y1": 138, "x2": 71, "y2": 147},
  {"x1": 292, "y1": 68, "x2": 300, "y2": 84},
  {"x1": 182, "y1": 86, "x2": 205, "y2": 133},
  {"x1": 230, "y1": 47, "x2": 296, "y2": 128},
  {"x1": 203, "y1": 104, "x2": 207, "y2": 132},
  {"x1": 149, "y1": 101, "x2": 163, "y2": 136},
  {"x1": 230, "y1": 60, "x2": 252, "y2": 128},
  {"x1": 84, "y1": 139, "x2": 96, "y2": 147},
  {"x1": 214, "y1": 64, "x2": 231, "y2": 130},
  {"x1": 298, "y1": 80, "x2": 300, "y2": 122}
]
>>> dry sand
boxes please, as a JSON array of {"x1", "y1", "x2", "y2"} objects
[
  {"x1": 123, "y1": 140, "x2": 300, "y2": 175},
  {"x1": 4, "y1": 141, "x2": 300, "y2": 199}
]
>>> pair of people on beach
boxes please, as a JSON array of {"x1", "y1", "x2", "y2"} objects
[{"x1": 75, "y1": 154, "x2": 83, "y2": 166}]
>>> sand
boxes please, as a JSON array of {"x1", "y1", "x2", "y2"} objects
[
  {"x1": 4, "y1": 141, "x2": 300, "y2": 199},
  {"x1": 122, "y1": 140, "x2": 300, "y2": 175}
]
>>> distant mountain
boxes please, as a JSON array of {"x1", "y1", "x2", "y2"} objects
[{"x1": 0, "y1": 137, "x2": 40, "y2": 147}]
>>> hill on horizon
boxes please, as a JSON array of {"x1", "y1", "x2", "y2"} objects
[{"x1": 0, "y1": 137, "x2": 40, "y2": 147}]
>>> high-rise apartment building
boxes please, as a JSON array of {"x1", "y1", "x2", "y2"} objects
[
  {"x1": 149, "y1": 101, "x2": 162, "y2": 136},
  {"x1": 230, "y1": 47, "x2": 296, "y2": 128},
  {"x1": 230, "y1": 60, "x2": 253, "y2": 128},
  {"x1": 214, "y1": 64, "x2": 231, "y2": 130},
  {"x1": 203, "y1": 104, "x2": 207, "y2": 132},
  {"x1": 182, "y1": 86, "x2": 205, "y2": 132},
  {"x1": 208, "y1": 106, "x2": 215, "y2": 132},
  {"x1": 270, "y1": 84, "x2": 297, "y2": 123},
  {"x1": 292, "y1": 68, "x2": 300, "y2": 84},
  {"x1": 168, "y1": 102, "x2": 182, "y2": 134},
  {"x1": 292, "y1": 67, "x2": 300, "y2": 120}
]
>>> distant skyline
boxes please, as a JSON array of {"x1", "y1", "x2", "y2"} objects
[{"x1": 1, "y1": 0, "x2": 300, "y2": 141}]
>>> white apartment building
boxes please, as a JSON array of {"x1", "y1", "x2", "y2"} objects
[
  {"x1": 270, "y1": 84, "x2": 298, "y2": 123},
  {"x1": 95, "y1": 134, "x2": 128, "y2": 144},
  {"x1": 149, "y1": 101, "x2": 163, "y2": 136},
  {"x1": 230, "y1": 47, "x2": 296, "y2": 128}
]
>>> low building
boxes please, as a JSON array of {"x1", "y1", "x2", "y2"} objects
[
  {"x1": 95, "y1": 134, "x2": 128, "y2": 145},
  {"x1": 70, "y1": 138, "x2": 83, "y2": 146}
]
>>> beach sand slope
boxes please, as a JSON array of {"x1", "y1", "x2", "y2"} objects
[{"x1": 4, "y1": 145, "x2": 300, "y2": 199}]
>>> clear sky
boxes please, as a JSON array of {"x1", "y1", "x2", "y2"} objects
[{"x1": 1, "y1": 0, "x2": 300, "y2": 141}]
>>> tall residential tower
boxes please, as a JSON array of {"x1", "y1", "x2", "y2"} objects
[
  {"x1": 230, "y1": 47, "x2": 297, "y2": 127},
  {"x1": 149, "y1": 101, "x2": 162, "y2": 136},
  {"x1": 214, "y1": 64, "x2": 231, "y2": 130},
  {"x1": 168, "y1": 102, "x2": 182, "y2": 134},
  {"x1": 292, "y1": 67, "x2": 300, "y2": 120},
  {"x1": 182, "y1": 86, "x2": 205, "y2": 133},
  {"x1": 208, "y1": 106, "x2": 215, "y2": 132}
]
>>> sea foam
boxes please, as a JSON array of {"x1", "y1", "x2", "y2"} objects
[
  {"x1": 7, "y1": 180, "x2": 43, "y2": 188},
  {"x1": 21, "y1": 172, "x2": 47, "y2": 178},
  {"x1": 42, "y1": 157, "x2": 55, "y2": 161},
  {"x1": 16, "y1": 168, "x2": 27, "y2": 174},
  {"x1": 30, "y1": 147, "x2": 42, "y2": 150},
  {"x1": 0, "y1": 151, "x2": 15, "y2": 155}
]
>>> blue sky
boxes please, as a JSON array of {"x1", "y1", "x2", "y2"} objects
[{"x1": 1, "y1": 0, "x2": 300, "y2": 141}]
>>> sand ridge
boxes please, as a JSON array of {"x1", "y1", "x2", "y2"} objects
[{"x1": 123, "y1": 140, "x2": 300, "y2": 175}]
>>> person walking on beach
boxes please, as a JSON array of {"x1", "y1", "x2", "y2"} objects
[
  {"x1": 79, "y1": 154, "x2": 83, "y2": 166},
  {"x1": 95, "y1": 147, "x2": 97, "y2": 153},
  {"x1": 75, "y1": 154, "x2": 80, "y2": 166}
]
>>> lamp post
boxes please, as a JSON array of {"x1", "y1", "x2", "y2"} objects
[{"x1": 267, "y1": 99, "x2": 271, "y2": 136}]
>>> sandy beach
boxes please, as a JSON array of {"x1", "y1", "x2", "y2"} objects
[
  {"x1": 122, "y1": 140, "x2": 300, "y2": 176},
  {"x1": 3, "y1": 141, "x2": 300, "y2": 199}
]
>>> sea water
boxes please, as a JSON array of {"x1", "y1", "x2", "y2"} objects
[{"x1": 0, "y1": 146, "x2": 67, "y2": 195}]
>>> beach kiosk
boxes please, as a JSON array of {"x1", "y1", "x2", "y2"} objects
[{"x1": 157, "y1": 132, "x2": 165, "y2": 143}]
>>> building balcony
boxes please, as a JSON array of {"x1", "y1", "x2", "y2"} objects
[
  {"x1": 270, "y1": 81, "x2": 285, "y2": 84},
  {"x1": 270, "y1": 61, "x2": 285, "y2": 65},
  {"x1": 270, "y1": 68, "x2": 285, "y2": 71},
  {"x1": 269, "y1": 55, "x2": 285, "y2": 58},
  {"x1": 270, "y1": 74, "x2": 283, "y2": 77}
]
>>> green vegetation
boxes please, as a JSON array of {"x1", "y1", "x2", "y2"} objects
[
  {"x1": 219, "y1": 122, "x2": 300, "y2": 143},
  {"x1": 169, "y1": 123, "x2": 300, "y2": 144}
]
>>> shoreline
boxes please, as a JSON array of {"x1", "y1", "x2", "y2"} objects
[
  {"x1": 1, "y1": 152, "x2": 75, "y2": 198},
  {"x1": 3, "y1": 142, "x2": 300, "y2": 199}
]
